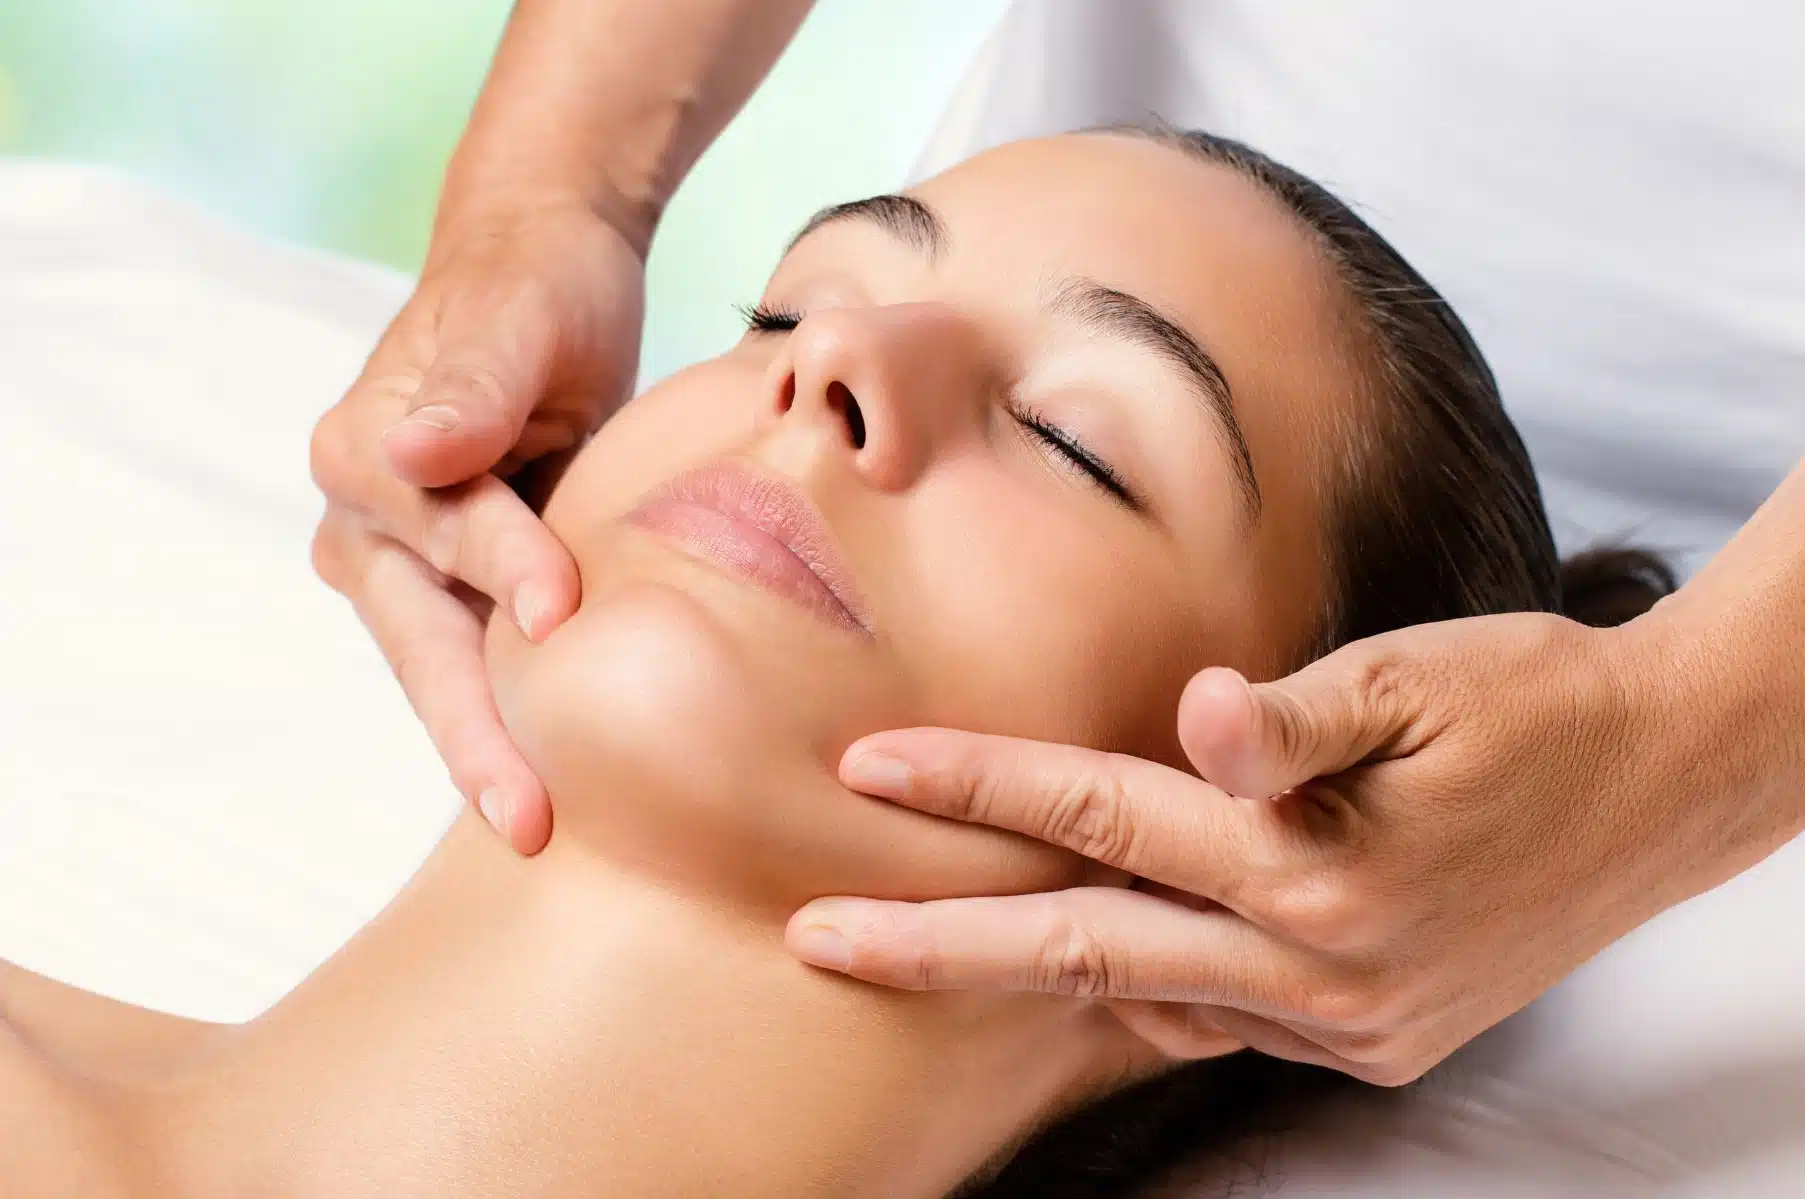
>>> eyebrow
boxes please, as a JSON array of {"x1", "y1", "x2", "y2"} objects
[
  {"x1": 788, "y1": 194, "x2": 947, "y2": 259},
  {"x1": 787, "y1": 195, "x2": 1262, "y2": 519},
  {"x1": 1046, "y1": 277, "x2": 1262, "y2": 519}
]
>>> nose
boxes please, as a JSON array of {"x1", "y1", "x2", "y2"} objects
[{"x1": 771, "y1": 302, "x2": 992, "y2": 491}]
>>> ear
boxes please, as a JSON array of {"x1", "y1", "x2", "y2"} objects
[{"x1": 1108, "y1": 999, "x2": 1246, "y2": 1062}]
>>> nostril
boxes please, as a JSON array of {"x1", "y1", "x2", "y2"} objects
[
  {"x1": 845, "y1": 397, "x2": 867, "y2": 450},
  {"x1": 826, "y1": 381, "x2": 867, "y2": 450},
  {"x1": 777, "y1": 373, "x2": 797, "y2": 413}
]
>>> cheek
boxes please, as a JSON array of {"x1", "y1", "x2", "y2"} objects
[
  {"x1": 887, "y1": 470, "x2": 1203, "y2": 759},
  {"x1": 485, "y1": 581, "x2": 846, "y2": 907},
  {"x1": 483, "y1": 563, "x2": 1105, "y2": 915}
]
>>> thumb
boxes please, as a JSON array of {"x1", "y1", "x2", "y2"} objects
[
  {"x1": 1177, "y1": 649, "x2": 1407, "y2": 799},
  {"x1": 381, "y1": 292, "x2": 558, "y2": 489}
]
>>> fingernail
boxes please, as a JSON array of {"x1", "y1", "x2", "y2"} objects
[
  {"x1": 791, "y1": 923, "x2": 853, "y2": 972},
  {"x1": 514, "y1": 582, "x2": 549, "y2": 641},
  {"x1": 478, "y1": 787, "x2": 512, "y2": 838},
  {"x1": 396, "y1": 404, "x2": 461, "y2": 434},
  {"x1": 842, "y1": 749, "x2": 912, "y2": 797}
]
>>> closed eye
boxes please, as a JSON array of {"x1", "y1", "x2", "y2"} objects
[
  {"x1": 739, "y1": 302, "x2": 804, "y2": 333},
  {"x1": 1010, "y1": 403, "x2": 1140, "y2": 509},
  {"x1": 737, "y1": 301, "x2": 1139, "y2": 509}
]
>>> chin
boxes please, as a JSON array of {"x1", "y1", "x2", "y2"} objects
[
  {"x1": 489, "y1": 569, "x2": 801, "y2": 884},
  {"x1": 484, "y1": 548, "x2": 1099, "y2": 916}
]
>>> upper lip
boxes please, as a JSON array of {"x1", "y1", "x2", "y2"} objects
[{"x1": 635, "y1": 459, "x2": 871, "y2": 633}]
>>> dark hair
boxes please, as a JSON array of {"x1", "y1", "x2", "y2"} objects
[{"x1": 960, "y1": 127, "x2": 1674, "y2": 1198}]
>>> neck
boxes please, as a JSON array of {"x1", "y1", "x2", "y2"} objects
[{"x1": 142, "y1": 812, "x2": 1117, "y2": 1199}]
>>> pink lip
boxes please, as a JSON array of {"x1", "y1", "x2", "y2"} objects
[{"x1": 625, "y1": 460, "x2": 871, "y2": 634}]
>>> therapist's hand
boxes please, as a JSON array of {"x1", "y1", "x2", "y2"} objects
[
  {"x1": 310, "y1": 200, "x2": 644, "y2": 853},
  {"x1": 787, "y1": 613, "x2": 1748, "y2": 1085}
]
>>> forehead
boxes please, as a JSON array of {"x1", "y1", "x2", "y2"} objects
[
  {"x1": 908, "y1": 133, "x2": 1353, "y2": 369},
  {"x1": 907, "y1": 131, "x2": 1367, "y2": 460}
]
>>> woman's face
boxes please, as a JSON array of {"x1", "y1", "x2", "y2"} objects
[{"x1": 486, "y1": 133, "x2": 1366, "y2": 911}]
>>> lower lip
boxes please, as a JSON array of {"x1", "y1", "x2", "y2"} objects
[{"x1": 626, "y1": 498, "x2": 864, "y2": 632}]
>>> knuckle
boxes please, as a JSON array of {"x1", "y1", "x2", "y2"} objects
[
  {"x1": 428, "y1": 359, "x2": 511, "y2": 417},
  {"x1": 1520, "y1": 609, "x2": 1576, "y2": 656},
  {"x1": 907, "y1": 932, "x2": 944, "y2": 991},
  {"x1": 1323, "y1": 1029, "x2": 1397, "y2": 1067},
  {"x1": 847, "y1": 908, "x2": 938, "y2": 991},
  {"x1": 1352, "y1": 1051, "x2": 1429, "y2": 1088},
  {"x1": 309, "y1": 518, "x2": 348, "y2": 592},
  {"x1": 308, "y1": 406, "x2": 357, "y2": 498},
  {"x1": 1301, "y1": 979, "x2": 1383, "y2": 1029},
  {"x1": 1267, "y1": 694, "x2": 1315, "y2": 771},
  {"x1": 1047, "y1": 767, "x2": 1140, "y2": 868},
  {"x1": 417, "y1": 497, "x2": 468, "y2": 579},
  {"x1": 1033, "y1": 915, "x2": 1118, "y2": 998},
  {"x1": 1354, "y1": 646, "x2": 1414, "y2": 723},
  {"x1": 386, "y1": 640, "x2": 425, "y2": 698},
  {"x1": 1266, "y1": 872, "x2": 1370, "y2": 952}
]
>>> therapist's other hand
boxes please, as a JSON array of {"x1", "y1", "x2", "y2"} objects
[
  {"x1": 788, "y1": 613, "x2": 1710, "y2": 1085},
  {"x1": 310, "y1": 200, "x2": 644, "y2": 854}
]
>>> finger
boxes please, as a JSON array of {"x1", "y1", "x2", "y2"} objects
[
  {"x1": 381, "y1": 282, "x2": 564, "y2": 489},
  {"x1": 838, "y1": 729, "x2": 1277, "y2": 902},
  {"x1": 342, "y1": 530, "x2": 553, "y2": 854},
  {"x1": 1107, "y1": 999, "x2": 1246, "y2": 1060},
  {"x1": 1166, "y1": 1005, "x2": 1354, "y2": 1076},
  {"x1": 333, "y1": 463, "x2": 578, "y2": 643},
  {"x1": 494, "y1": 413, "x2": 590, "y2": 480},
  {"x1": 1107, "y1": 993, "x2": 1387, "y2": 1083},
  {"x1": 787, "y1": 887, "x2": 1321, "y2": 1020},
  {"x1": 313, "y1": 384, "x2": 578, "y2": 641},
  {"x1": 1177, "y1": 649, "x2": 1414, "y2": 800},
  {"x1": 1104, "y1": 999, "x2": 1387, "y2": 1082}
]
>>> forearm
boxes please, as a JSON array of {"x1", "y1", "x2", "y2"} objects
[
  {"x1": 1627, "y1": 458, "x2": 1805, "y2": 880},
  {"x1": 437, "y1": 0, "x2": 814, "y2": 256}
]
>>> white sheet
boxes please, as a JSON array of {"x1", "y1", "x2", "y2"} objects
[
  {"x1": 1, "y1": 162, "x2": 1802, "y2": 1196},
  {"x1": 0, "y1": 162, "x2": 452, "y2": 1021}
]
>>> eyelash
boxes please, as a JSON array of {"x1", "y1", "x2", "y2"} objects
[
  {"x1": 737, "y1": 302, "x2": 1139, "y2": 508},
  {"x1": 739, "y1": 302, "x2": 804, "y2": 333},
  {"x1": 1010, "y1": 403, "x2": 1139, "y2": 506}
]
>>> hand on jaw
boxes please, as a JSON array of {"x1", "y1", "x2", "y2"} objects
[
  {"x1": 786, "y1": 618, "x2": 1676, "y2": 1085},
  {"x1": 309, "y1": 200, "x2": 646, "y2": 855},
  {"x1": 780, "y1": 460, "x2": 1805, "y2": 1084}
]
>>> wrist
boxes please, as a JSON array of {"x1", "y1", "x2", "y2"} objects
[
  {"x1": 431, "y1": 154, "x2": 657, "y2": 269},
  {"x1": 1613, "y1": 588, "x2": 1805, "y2": 891},
  {"x1": 436, "y1": 137, "x2": 663, "y2": 263}
]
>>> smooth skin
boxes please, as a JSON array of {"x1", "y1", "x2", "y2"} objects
[
  {"x1": 7, "y1": 131, "x2": 1392, "y2": 1196},
  {"x1": 308, "y1": 0, "x2": 1805, "y2": 1085}
]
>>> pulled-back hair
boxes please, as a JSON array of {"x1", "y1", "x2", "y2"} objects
[{"x1": 961, "y1": 127, "x2": 1673, "y2": 1198}]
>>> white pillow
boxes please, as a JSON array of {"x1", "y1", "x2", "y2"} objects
[{"x1": 0, "y1": 162, "x2": 453, "y2": 1022}]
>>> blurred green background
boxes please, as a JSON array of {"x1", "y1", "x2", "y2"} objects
[{"x1": 0, "y1": 0, "x2": 1003, "y2": 381}]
